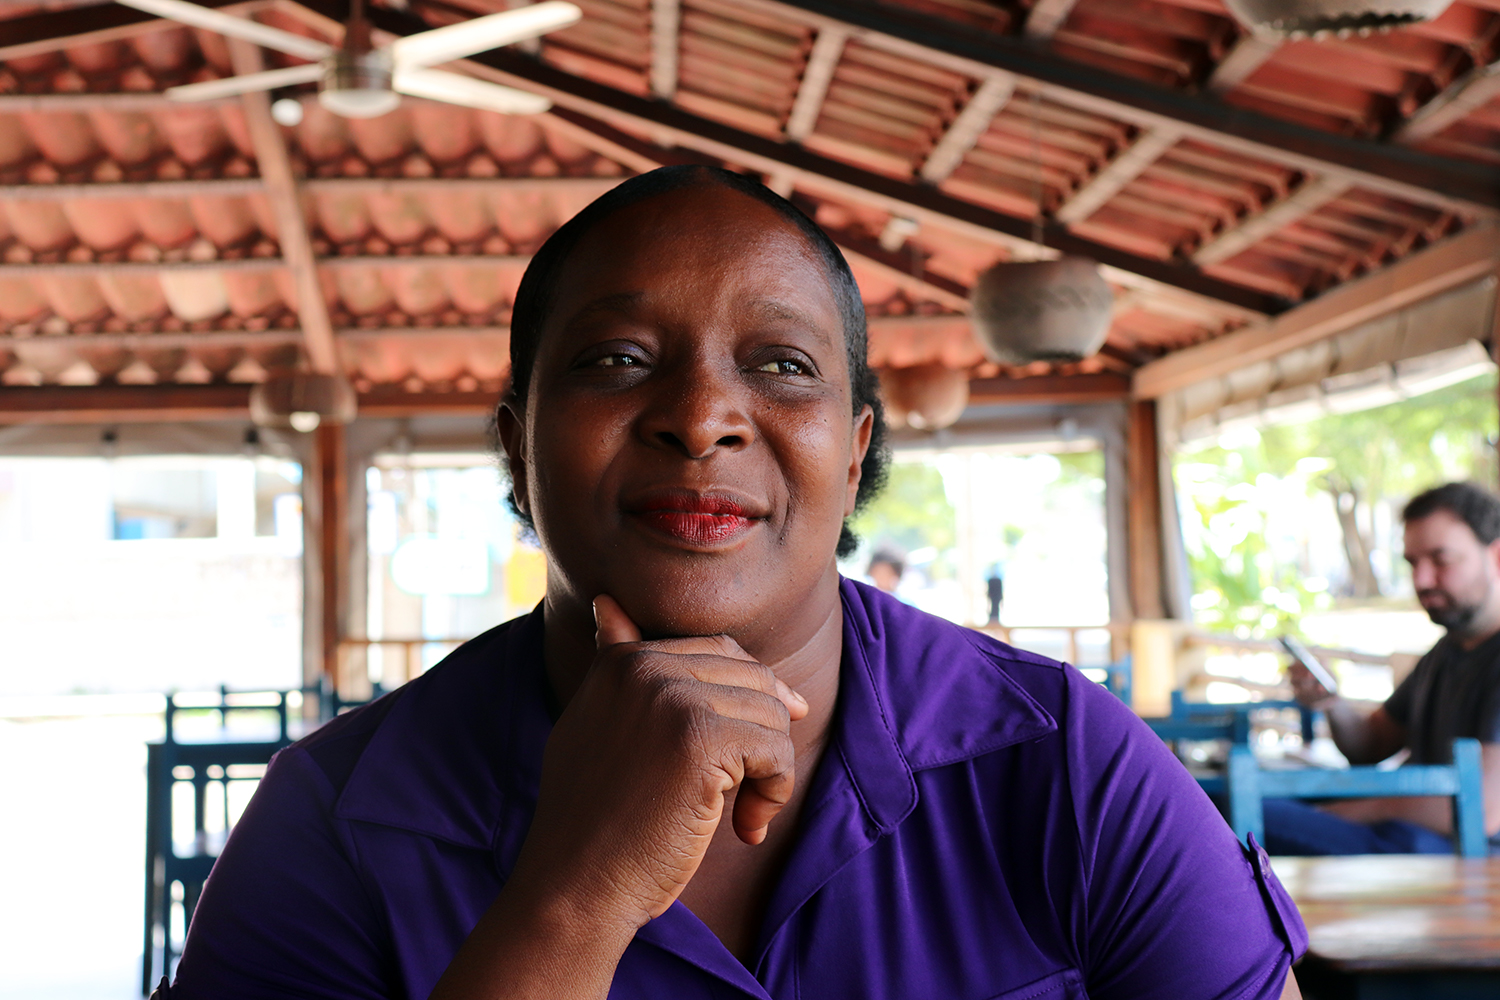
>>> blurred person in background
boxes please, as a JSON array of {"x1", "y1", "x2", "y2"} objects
[
  {"x1": 866, "y1": 545, "x2": 905, "y2": 596},
  {"x1": 1274, "y1": 481, "x2": 1500, "y2": 854}
]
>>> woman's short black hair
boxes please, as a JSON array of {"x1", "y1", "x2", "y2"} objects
[{"x1": 497, "y1": 164, "x2": 889, "y2": 558}]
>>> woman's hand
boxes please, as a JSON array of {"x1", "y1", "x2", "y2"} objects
[
  {"x1": 430, "y1": 595, "x2": 807, "y2": 1000},
  {"x1": 519, "y1": 594, "x2": 809, "y2": 926}
]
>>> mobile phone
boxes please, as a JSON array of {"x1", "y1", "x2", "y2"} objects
[{"x1": 1279, "y1": 635, "x2": 1339, "y2": 695}]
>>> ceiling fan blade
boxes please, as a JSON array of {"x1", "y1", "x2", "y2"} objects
[
  {"x1": 116, "y1": 0, "x2": 334, "y2": 61},
  {"x1": 388, "y1": 1, "x2": 581, "y2": 69},
  {"x1": 165, "y1": 63, "x2": 324, "y2": 102},
  {"x1": 393, "y1": 68, "x2": 551, "y2": 116}
]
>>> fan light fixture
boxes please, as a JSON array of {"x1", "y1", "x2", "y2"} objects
[
  {"x1": 1222, "y1": 0, "x2": 1454, "y2": 37},
  {"x1": 116, "y1": 0, "x2": 579, "y2": 118}
]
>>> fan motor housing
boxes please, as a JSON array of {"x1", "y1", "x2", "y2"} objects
[{"x1": 320, "y1": 50, "x2": 400, "y2": 118}]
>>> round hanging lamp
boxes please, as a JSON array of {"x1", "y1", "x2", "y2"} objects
[
  {"x1": 250, "y1": 372, "x2": 358, "y2": 432},
  {"x1": 1222, "y1": 0, "x2": 1453, "y2": 36},
  {"x1": 969, "y1": 256, "x2": 1113, "y2": 367},
  {"x1": 879, "y1": 365, "x2": 970, "y2": 432}
]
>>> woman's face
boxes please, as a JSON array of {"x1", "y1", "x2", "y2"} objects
[{"x1": 501, "y1": 185, "x2": 873, "y2": 642}]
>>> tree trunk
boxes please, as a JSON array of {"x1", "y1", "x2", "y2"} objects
[{"x1": 1327, "y1": 479, "x2": 1381, "y2": 598}]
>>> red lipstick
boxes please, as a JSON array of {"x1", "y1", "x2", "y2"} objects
[{"x1": 629, "y1": 491, "x2": 760, "y2": 546}]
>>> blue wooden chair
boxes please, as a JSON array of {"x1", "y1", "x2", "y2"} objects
[
  {"x1": 141, "y1": 682, "x2": 384, "y2": 992},
  {"x1": 1145, "y1": 691, "x2": 1315, "y2": 746},
  {"x1": 1221, "y1": 737, "x2": 1488, "y2": 857}
]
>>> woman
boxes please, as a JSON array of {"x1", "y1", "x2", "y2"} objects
[{"x1": 170, "y1": 166, "x2": 1306, "y2": 999}]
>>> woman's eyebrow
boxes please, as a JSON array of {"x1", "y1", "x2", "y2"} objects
[
  {"x1": 562, "y1": 292, "x2": 646, "y2": 330},
  {"x1": 744, "y1": 298, "x2": 832, "y2": 345}
]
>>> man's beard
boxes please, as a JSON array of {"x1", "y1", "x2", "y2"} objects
[{"x1": 1421, "y1": 592, "x2": 1482, "y2": 635}]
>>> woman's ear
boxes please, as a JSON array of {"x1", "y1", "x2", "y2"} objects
[
  {"x1": 495, "y1": 400, "x2": 530, "y2": 517},
  {"x1": 844, "y1": 404, "x2": 874, "y2": 517}
]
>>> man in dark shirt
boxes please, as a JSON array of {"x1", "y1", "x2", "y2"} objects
[{"x1": 1268, "y1": 482, "x2": 1500, "y2": 854}]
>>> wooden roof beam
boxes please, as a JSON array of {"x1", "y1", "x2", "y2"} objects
[
  {"x1": 1133, "y1": 222, "x2": 1500, "y2": 398},
  {"x1": 1054, "y1": 126, "x2": 1181, "y2": 225},
  {"x1": 1394, "y1": 58, "x2": 1500, "y2": 144},
  {"x1": 228, "y1": 37, "x2": 339, "y2": 376},
  {"x1": 651, "y1": 0, "x2": 682, "y2": 100},
  {"x1": 1192, "y1": 174, "x2": 1353, "y2": 266}
]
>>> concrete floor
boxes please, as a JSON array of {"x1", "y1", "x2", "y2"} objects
[{"x1": 0, "y1": 713, "x2": 162, "y2": 1000}]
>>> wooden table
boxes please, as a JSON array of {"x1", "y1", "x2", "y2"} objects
[{"x1": 1272, "y1": 855, "x2": 1500, "y2": 999}]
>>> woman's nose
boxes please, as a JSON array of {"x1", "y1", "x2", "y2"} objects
[{"x1": 639, "y1": 361, "x2": 754, "y2": 459}]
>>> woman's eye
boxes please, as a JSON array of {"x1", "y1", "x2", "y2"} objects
[
  {"x1": 756, "y1": 359, "x2": 808, "y2": 376},
  {"x1": 593, "y1": 354, "x2": 639, "y2": 368}
]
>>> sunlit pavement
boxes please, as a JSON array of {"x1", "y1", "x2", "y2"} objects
[{"x1": 0, "y1": 713, "x2": 163, "y2": 1000}]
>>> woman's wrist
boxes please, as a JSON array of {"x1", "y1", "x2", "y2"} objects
[{"x1": 430, "y1": 868, "x2": 640, "y2": 1000}]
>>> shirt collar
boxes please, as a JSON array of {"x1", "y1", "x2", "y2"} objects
[{"x1": 332, "y1": 580, "x2": 1058, "y2": 849}]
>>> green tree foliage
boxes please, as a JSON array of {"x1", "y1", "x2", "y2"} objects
[
  {"x1": 851, "y1": 461, "x2": 956, "y2": 558},
  {"x1": 1178, "y1": 372, "x2": 1498, "y2": 636}
]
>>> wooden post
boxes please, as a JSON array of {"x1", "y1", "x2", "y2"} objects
[
  {"x1": 1126, "y1": 399, "x2": 1166, "y2": 621},
  {"x1": 307, "y1": 422, "x2": 347, "y2": 691}
]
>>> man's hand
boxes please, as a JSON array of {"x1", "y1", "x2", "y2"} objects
[{"x1": 1287, "y1": 660, "x2": 1337, "y2": 711}]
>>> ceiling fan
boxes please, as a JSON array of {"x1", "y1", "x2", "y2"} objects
[{"x1": 117, "y1": 0, "x2": 580, "y2": 118}]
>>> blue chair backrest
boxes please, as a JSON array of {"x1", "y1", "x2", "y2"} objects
[{"x1": 1223, "y1": 737, "x2": 1487, "y2": 857}]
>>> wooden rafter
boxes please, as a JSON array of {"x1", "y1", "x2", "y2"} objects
[
  {"x1": 1206, "y1": 34, "x2": 1281, "y2": 93},
  {"x1": 227, "y1": 36, "x2": 339, "y2": 375},
  {"x1": 1394, "y1": 58, "x2": 1500, "y2": 144},
  {"x1": 918, "y1": 75, "x2": 1016, "y2": 185},
  {"x1": 968, "y1": 372, "x2": 1129, "y2": 405},
  {"x1": 0, "y1": 369, "x2": 1128, "y2": 424},
  {"x1": 1133, "y1": 222, "x2": 1500, "y2": 398},
  {"x1": 785, "y1": 24, "x2": 847, "y2": 142},
  {"x1": 1054, "y1": 126, "x2": 1181, "y2": 225},
  {"x1": 1192, "y1": 174, "x2": 1354, "y2": 266},
  {"x1": 1023, "y1": 0, "x2": 1083, "y2": 41},
  {"x1": 650, "y1": 0, "x2": 681, "y2": 100}
]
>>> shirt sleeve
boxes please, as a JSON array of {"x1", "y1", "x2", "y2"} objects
[
  {"x1": 168, "y1": 747, "x2": 394, "y2": 1000},
  {"x1": 1062, "y1": 671, "x2": 1306, "y2": 1000}
]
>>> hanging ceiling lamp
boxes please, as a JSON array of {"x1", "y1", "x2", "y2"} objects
[
  {"x1": 880, "y1": 365, "x2": 970, "y2": 432},
  {"x1": 1222, "y1": 0, "x2": 1454, "y2": 37},
  {"x1": 969, "y1": 256, "x2": 1114, "y2": 367},
  {"x1": 968, "y1": 91, "x2": 1113, "y2": 368},
  {"x1": 250, "y1": 372, "x2": 357, "y2": 432}
]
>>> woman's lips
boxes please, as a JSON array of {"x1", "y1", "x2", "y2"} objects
[{"x1": 629, "y1": 493, "x2": 760, "y2": 546}]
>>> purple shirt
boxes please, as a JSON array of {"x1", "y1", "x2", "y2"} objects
[{"x1": 172, "y1": 579, "x2": 1305, "y2": 999}]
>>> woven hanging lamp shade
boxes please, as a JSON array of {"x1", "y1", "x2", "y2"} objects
[
  {"x1": 1223, "y1": 0, "x2": 1453, "y2": 36},
  {"x1": 969, "y1": 256, "x2": 1113, "y2": 367}
]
